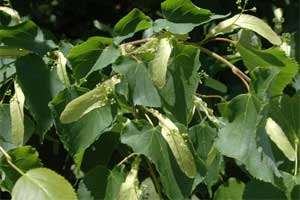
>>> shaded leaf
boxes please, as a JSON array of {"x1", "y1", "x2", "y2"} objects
[
  {"x1": 12, "y1": 168, "x2": 77, "y2": 200},
  {"x1": 54, "y1": 50, "x2": 70, "y2": 87},
  {"x1": 0, "y1": 21, "x2": 56, "y2": 55},
  {"x1": 159, "y1": 41, "x2": 200, "y2": 124},
  {"x1": 16, "y1": 54, "x2": 64, "y2": 139},
  {"x1": 68, "y1": 36, "x2": 112, "y2": 80},
  {"x1": 121, "y1": 121, "x2": 194, "y2": 199},
  {"x1": 113, "y1": 8, "x2": 152, "y2": 44},
  {"x1": 113, "y1": 57, "x2": 161, "y2": 107}
]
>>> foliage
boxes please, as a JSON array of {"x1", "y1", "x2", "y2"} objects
[{"x1": 0, "y1": 0, "x2": 299, "y2": 199}]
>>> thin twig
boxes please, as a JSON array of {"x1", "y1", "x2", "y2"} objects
[
  {"x1": 199, "y1": 46, "x2": 250, "y2": 91},
  {"x1": 117, "y1": 153, "x2": 138, "y2": 167},
  {"x1": 120, "y1": 38, "x2": 152, "y2": 48}
]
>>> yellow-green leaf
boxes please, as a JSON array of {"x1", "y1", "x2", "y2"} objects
[
  {"x1": 149, "y1": 38, "x2": 172, "y2": 88},
  {"x1": 265, "y1": 118, "x2": 295, "y2": 161},
  {"x1": 149, "y1": 108, "x2": 196, "y2": 178},
  {"x1": 12, "y1": 168, "x2": 77, "y2": 200},
  {"x1": 10, "y1": 81, "x2": 25, "y2": 146}
]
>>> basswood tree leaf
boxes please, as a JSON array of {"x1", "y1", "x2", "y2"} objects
[
  {"x1": 210, "y1": 14, "x2": 281, "y2": 45},
  {"x1": 0, "y1": 20, "x2": 56, "y2": 55},
  {"x1": 12, "y1": 168, "x2": 77, "y2": 200},
  {"x1": 243, "y1": 180, "x2": 286, "y2": 199},
  {"x1": 140, "y1": 178, "x2": 160, "y2": 199},
  {"x1": 237, "y1": 43, "x2": 298, "y2": 97},
  {"x1": 15, "y1": 54, "x2": 64, "y2": 139},
  {"x1": 216, "y1": 94, "x2": 281, "y2": 183},
  {"x1": 0, "y1": 104, "x2": 15, "y2": 150},
  {"x1": 113, "y1": 8, "x2": 152, "y2": 44},
  {"x1": 121, "y1": 121, "x2": 194, "y2": 199},
  {"x1": 213, "y1": 178, "x2": 245, "y2": 200},
  {"x1": 149, "y1": 38, "x2": 172, "y2": 88},
  {"x1": 60, "y1": 76, "x2": 120, "y2": 124},
  {"x1": 81, "y1": 165, "x2": 125, "y2": 200},
  {"x1": 9, "y1": 81, "x2": 25, "y2": 146},
  {"x1": 68, "y1": 36, "x2": 112, "y2": 80},
  {"x1": 118, "y1": 157, "x2": 141, "y2": 200},
  {"x1": 159, "y1": 41, "x2": 200, "y2": 124},
  {"x1": 265, "y1": 118, "x2": 295, "y2": 161},
  {"x1": 161, "y1": 0, "x2": 212, "y2": 24},
  {"x1": 149, "y1": 108, "x2": 196, "y2": 178},
  {"x1": 0, "y1": 146, "x2": 42, "y2": 191},
  {"x1": 112, "y1": 57, "x2": 161, "y2": 107}
]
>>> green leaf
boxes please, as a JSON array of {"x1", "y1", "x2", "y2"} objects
[
  {"x1": 237, "y1": 44, "x2": 298, "y2": 97},
  {"x1": 216, "y1": 94, "x2": 281, "y2": 183},
  {"x1": 113, "y1": 8, "x2": 152, "y2": 44},
  {"x1": 0, "y1": 146, "x2": 42, "y2": 191},
  {"x1": 121, "y1": 121, "x2": 194, "y2": 199},
  {"x1": 243, "y1": 180, "x2": 286, "y2": 199},
  {"x1": 161, "y1": 0, "x2": 212, "y2": 24},
  {"x1": 210, "y1": 14, "x2": 281, "y2": 45},
  {"x1": 0, "y1": 6, "x2": 20, "y2": 25},
  {"x1": 149, "y1": 38, "x2": 172, "y2": 88},
  {"x1": 112, "y1": 57, "x2": 161, "y2": 107},
  {"x1": 82, "y1": 165, "x2": 125, "y2": 200},
  {"x1": 60, "y1": 76, "x2": 120, "y2": 124},
  {"x1": 159, "y1": 41, "x2": 200, "y2": 124},
  {"x1": 149, "y1": 108, "x2": 196, "y2": 178},
  {"x1": 15, "y1": 54, "x2": 64, "y2": 139},
  {"x1": 118, "y1": 157, "x2": 141, "y2": 200},
  {"x1": 213, "y1": 178, "x2": 245, "y2": 200},
  {"x1": 49, "y1": 87, "x2": 115, "y2": 157},
  {"x1": 12, "y1": 168, "x2": 77, "y2": 200},
  {"x1": 87, "y1": 45, "x2": 120, "y2": 77},
  {"x1": 68, "y1": 36, "x2": 112, "y2": 80},
  {"x1": 0, "y1": 21, "x2": 56, "y2": 55},
  {"x1": 9, "y1": 81, "x2": 25, "y2": 146},
  {"x1": 153, "y1": 19, "x2": 196, "y2": 35},
  {"x1": 265, "y1": 118, "x2": 296, "y2": 161}
]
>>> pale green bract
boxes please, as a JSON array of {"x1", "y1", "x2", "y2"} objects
[
  {"x1": 60, "y1": 76, "x2": 120, "y2": 123},
  {"x1": 209, "y1": 14, "x2": 281, "y2": 45},
  {"x1": 265, "y1": 118, "x2": 296, "y2": 161},
  {"x1": 149, "y1": 108, "x2": 196, "y2": 178},
  {"x1": 118, "y1": 157, "x2": 141, "y2": 200},
  {"x1": 149, "y1": 38, "x2": 172, "y2": 88},
  {"x1": 12, "y1": 168, "x2": 77, "y2": 200},
  {"x1": 10, "y1": 81, "x2": 25, "y2": 146},
  {"x1": 54, "y1": 50, "x2": 70, "y2": 87}
]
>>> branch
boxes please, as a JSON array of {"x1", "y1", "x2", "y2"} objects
[{"x1": 199, "y1": 46, "x2": 250, "y2": 91}]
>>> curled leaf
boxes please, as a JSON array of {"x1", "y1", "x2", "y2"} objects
[
  {"x1": 149, "y1": 38, "x2": 172, "y2": 88},
  {"x1": 148, "y1": 108, "x2": 196, "y2": 178},
  {"x1": 209, "y1": 14, "x2": 281, "y2": 45},
  {"x1": 265, "y1": 118, "x2": 295, "y2": 161},
  {"x1": 0, "y1": 6, "x2": 21, "y2": 23},
  {"x1": 10, "y1": 81, "x2": 25, "y2": 146},
  {"x1": 60, "y1": 76, "x2": 120, "y2": 124}
]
